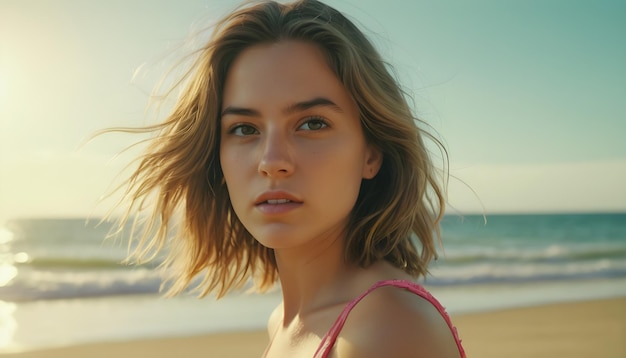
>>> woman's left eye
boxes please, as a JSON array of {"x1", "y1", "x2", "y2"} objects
[{"x1": 298, "y1": 118, "x2": 328, "y2": 131}]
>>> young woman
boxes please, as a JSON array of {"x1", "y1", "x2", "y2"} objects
[{"x1": 114, "y1": 0, "x2": 465, "y2": 357}]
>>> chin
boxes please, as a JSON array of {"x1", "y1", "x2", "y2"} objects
[{"x1": 253, "y1": 235, "x2": 298, "y2": 250}]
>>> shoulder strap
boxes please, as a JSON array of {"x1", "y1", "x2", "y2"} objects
[{"x1": 313, "y1": 280, "x2": 465, "y2": 358}]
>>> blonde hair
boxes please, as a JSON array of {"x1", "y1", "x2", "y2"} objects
[{"x1": 112, "y1": 0, "x2": 447, "y2": 298}]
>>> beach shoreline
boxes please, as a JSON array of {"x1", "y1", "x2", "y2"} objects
[
  {"x1": 5, "y1": 297, "x2": 625, "y2": 358},
  {"x1": 3, "y1": 214, "x2": 625, "y2": 356}
]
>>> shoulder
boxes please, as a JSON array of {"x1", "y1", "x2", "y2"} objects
[
  {"x1": 333, "y1": 283, "x2": 461, "y2": 358},
  {"x1": 267, "y1": 302, "x2": 283, "y2": 337}
]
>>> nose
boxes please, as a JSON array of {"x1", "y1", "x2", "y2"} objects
[{"x1": 257, "y1": 131, "x2": 295, "y2": 178}]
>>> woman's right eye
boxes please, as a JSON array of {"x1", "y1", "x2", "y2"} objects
[{"x1": 229, "y1": 124, "x2": 258, "y2": 136}]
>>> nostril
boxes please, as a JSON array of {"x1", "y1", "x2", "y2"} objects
[
  {"x1": 257, "y1": 142, "x2": 295, "y2": 177},
  {"x1": 258, "y1": 159, "x2": 294, "y2": 178}
]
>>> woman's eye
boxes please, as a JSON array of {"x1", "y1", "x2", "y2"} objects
[
  {"x1": 298, "y1": 118, "x2": 328, "y2": 131},
  {"x1": 230, "y1": 124, "x2": 258, "y2": 136}
]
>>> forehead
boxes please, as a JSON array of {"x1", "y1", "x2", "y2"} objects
[{"x1": 222, "y1": 41, "x2": 351, "y2": 109}]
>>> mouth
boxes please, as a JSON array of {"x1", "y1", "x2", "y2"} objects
[
  {"x1": 255, "y1": 198, "x2": 302, "y2": 215},
  {"x1": 254, "y1": 191, "x2": 303, "y2": 215},
  {"x1": 255, "y1": 191, "x2": 302, "y2": 206},
  {"x1": 264, "y1": 199, "x2": 293, "y2": 205}
]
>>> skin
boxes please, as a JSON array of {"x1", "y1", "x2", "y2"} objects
[{"x1": 220, "y1": 41, "x2": 460, "y2": 358}]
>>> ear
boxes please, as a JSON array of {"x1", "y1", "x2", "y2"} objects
[{"x1": 362, "y1": 145, "x2": 383, "y2": 179}]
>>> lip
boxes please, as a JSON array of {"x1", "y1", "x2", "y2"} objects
[
  {"x1": 254, "y1": 190, "x2": 303, "y2": 215},
  {"x1": 254, "y1": 190, "x2": 303, "y2": 205}
]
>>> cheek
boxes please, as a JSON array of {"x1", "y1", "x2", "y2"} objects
[
  {"x1": 313, "y1": 143, "x2": 366, "y2": 196},
  {"x1": 220, "y1": 144, "x2": 244, "y2": 181},
  {"x1": 321, "y1": 137, "x2": 367, "y2": 174},
  {"x1": 219, "y1": 148, "x2": 242, "y2": 201}
]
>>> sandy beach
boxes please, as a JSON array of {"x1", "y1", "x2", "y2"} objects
[
  {"x1": 454, "y1": 297, "x2": 625, "y2": 358},
  {"x1": 5, "y1": 297, "x2": 624, "y2": 358}
]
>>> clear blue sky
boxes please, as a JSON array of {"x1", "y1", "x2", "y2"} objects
[{"x1": 1, "y1": 0, "x2": 625, "y2": 219}]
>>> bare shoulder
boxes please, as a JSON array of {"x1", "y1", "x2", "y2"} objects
[
  {"x1": 267, "y1": 302, "x2": 283, "y2": 337},
  {"x1": 334, "y1": 285, "x2": 461, "y2": 358}
]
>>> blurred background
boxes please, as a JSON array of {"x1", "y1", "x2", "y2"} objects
[{"x1": 1, "y1": 0, "x2": 625, "y2": 355}]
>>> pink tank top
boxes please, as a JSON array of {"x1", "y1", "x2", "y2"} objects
[{"x1": 313, "y1": 280, "x2": 466, "y2": 358}]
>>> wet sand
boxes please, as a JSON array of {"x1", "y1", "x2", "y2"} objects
[{"x1": 6, "y1": 298, "x2": 625, "y2": 358}]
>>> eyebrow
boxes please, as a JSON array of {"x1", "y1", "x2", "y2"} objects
[{"x1": 221, "y1": 97, "x2": 343, "y2": 118}]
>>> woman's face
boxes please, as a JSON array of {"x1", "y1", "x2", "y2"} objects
[{"x1": 220, "y1": 41, "x2": 381, "y2": 251}]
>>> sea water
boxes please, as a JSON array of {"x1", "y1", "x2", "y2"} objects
[{"x1": 1, "y1": 213, "x2": 625, "y2": 352}]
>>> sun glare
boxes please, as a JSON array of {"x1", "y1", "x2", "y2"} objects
[
  {"x1": 0, "y1": 264, "x2": 17, "y2": 287},
  {"x1": 0, "y1": 300, "x2": 17, "y2": 349},
  {"x1": 0, "y1": 228, "x2": 13, "y2": 245}
]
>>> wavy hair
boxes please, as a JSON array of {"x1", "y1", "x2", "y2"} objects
[{"x1": 111, "y1": 0, "x2": 447, "y2": 298}]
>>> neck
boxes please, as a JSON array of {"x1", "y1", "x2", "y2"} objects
[{"x1": 274, "y1": 233, "x2": 356, "y2": 323}]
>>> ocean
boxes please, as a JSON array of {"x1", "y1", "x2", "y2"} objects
[{"x1": 1, "y1": 213, "x2": 625, "y2": 352}]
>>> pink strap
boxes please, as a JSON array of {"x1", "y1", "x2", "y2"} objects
[{"x1": 313, "y1": 280, "x2": 465, "y2": 358}]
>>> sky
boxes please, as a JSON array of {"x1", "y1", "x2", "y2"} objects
[{"x1": 0, "y1": 0, "x2": 625, "y2": 219}]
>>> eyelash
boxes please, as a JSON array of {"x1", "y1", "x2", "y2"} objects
[
  {"x1": 227, "y1": 116, "x2": 329, "y2": 136},
  {"x1": 298, "y1": 116, "x2": 329, "y2": 131},
  {"x1": 228, "y1": 124, "x2": 258, "y2": 136}
]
